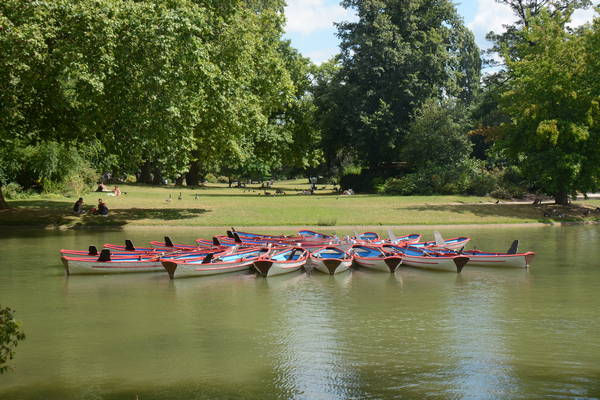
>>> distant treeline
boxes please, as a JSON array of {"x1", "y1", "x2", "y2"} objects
[{"x1": 1, "y1": 0, "x2": 599, "y2": 206}]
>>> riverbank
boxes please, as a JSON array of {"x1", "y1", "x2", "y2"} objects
[{"x1": 2, "y1": 181, "x2": 599, "y2": 228}]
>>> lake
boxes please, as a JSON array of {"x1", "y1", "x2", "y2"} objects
[{"x1": 1, "y1": 225, "x2": 600, "y2": 399}]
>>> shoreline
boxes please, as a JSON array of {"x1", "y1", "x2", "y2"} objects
[{"x1": 1, "y1": 220, "x2": 599, "y2": 231}]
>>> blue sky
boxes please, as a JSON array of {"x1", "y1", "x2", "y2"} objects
[{"x1": 283, "y1": 0, "x2": 598, "y2": 64}]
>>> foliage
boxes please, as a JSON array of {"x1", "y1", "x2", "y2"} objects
[
  {"x1": 401, "y1": 99, "x2": 473, "y2": 171},
  {"x1": 0, "y1": 306, "x2": 25, "y2": 374},
  {"x1": 204, "y1": 173, "x2": 218, "y2": 184},
  {"x1": 1, "y1": 183, "x2": 25, "y2": 200},
  {"x1": 498, "y1": 8, "x2": 600, "y2": 204},
  {"x1": 319, "y1": 0, "x2": 481, "y2": 169},
  {"x1": 377, "y1": 158, "x2": 500, "y2": 196},
  {"x1": 13, "y1": 141, "x2": 98, "y2": 195},
  {"x1": 0, "y1": 0, "x2": 311, "y2": 197}
]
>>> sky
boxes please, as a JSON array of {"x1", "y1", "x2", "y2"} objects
[{"x1": 283, "y1": 0, "x2": 599, "y2": 65}]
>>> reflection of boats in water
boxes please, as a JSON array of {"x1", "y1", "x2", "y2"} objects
[
  {"x1": 350, "y1": 269, "x2": 404, "y2": 290},
  {"x1": 62, "y1": 272, "x2": 171, "y2": 295},
  {"x1": 306, "y1": 269, "x2": 354, "y2": 292},
  {"x1": 258, "y1": 270, "x2": 308, "y2": 290}
]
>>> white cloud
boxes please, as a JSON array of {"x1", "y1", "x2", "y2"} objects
[
  {"x1": 285, "y1": 0, "x2": 355, "y2": 35},
  {"x1": 568, "y1": 6, "x2": 598, "y2": 28},
  {"x1": 306, "y1": 48, "x2": 339, "y2": 65},
  {"x1": 468, "y1": 0, "x2": 517, "y2": 49},
  {"x1": 469, "y1": 0, "x2": 599, "y2": 50}
]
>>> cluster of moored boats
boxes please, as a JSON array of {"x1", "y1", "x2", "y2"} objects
[{"x1": 60, "y1": 229, "x2": 535, "y2": 277}]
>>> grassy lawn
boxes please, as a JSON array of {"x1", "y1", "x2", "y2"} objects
[{"x1": 2, "y1": 179, "x2": 599, "y2": 228}]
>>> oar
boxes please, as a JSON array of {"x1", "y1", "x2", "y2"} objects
[
  {"x1": 201, "y1": 252, "x2": 214, "y2": 264},
  {"x1": 433, "y1": 231, "x2": 444, "y2": 246},
  {"x1": 507, "y1": 240, "x2": 519, "y2": 254},
  {"x1": 233, "y1": 232, "x2": 242, "y2": 244},
  {"x1": 288, "y1": 248, "x2": 299, "y2": 261},
  {"x1": 387, "y1": 229, "x2": 397, "y2": 242},
  {"x1": 125, "y1": 240, "x2": 136, "y2": 251},
  {"x1": 97, "y1": 249, "x2": 111, "y2": 262},
  {"x1": 88, "y1": 245, "x2": 98, "y2": 256}
]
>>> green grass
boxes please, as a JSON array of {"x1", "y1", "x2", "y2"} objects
[{"x1": 1, "y1": 180, "x2": 599, "y2": 228}]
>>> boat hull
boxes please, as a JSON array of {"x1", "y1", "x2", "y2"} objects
[
  {"x1": 401, "y1": 255, "x2": 469, "y2": 273},
  {"x1": 354, "y1": 256, "x2": 402, "y2": 273},
  {"x1": 464, "y1": 252, "x2": 535, "y2": 268},
  {"x1": 62, "y1": 258, "x2": 163, "y2": 275},
  {"x1": 161, "y1": 260, "x2": 254, "y2": 279},
  {"x1": 253, "y1": 259, "x2": 306, "y2": 277},
  {"x1": 310, "y1": 258, "x2": 352, "y2": 275}
]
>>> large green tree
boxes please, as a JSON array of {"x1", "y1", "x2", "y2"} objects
[
  {"x1": 498, "y1": 8, "x2": 600, "y2": 204},
  {"x1": 1, "y1": 0, "x2": 308, "y2": 200},
  {"x1": 322, "y1": 0, "x2": 480, "y2": 169}
]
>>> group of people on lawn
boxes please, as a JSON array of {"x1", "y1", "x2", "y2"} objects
[
  {"x1": 73, "y1": 198, "x2": 109, "y2": 216},
  {"x1": 72, "y1": 182, "x2": 123, "y2": 216}
]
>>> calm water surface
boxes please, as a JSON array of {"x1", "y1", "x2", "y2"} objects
[{"x1": 1, "y1": 225, "x2": 600, "y2": 399}]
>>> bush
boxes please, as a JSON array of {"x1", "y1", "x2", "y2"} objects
[
  {"x1": 14, "y1": 141, "x2": 99, "y2": 195},
  {"x1": 488, "y1": 166, "x2": 529, "y2": 199},
  {"x1": 217, "y1": 176, "x2": 229, "y2": 184},
  {"x1": 377, "y1": 160, "x2": 489, "y2": 196},
  {"x1": 2, "y1": 183, "x2": 25, "y2": 200},
  {"x1": 340, "y1": 172, "x2": 377, "y2": 193},
  {"x1": 342, "y1": 165, "x2": 362, "y2": 176},
  {"x1": 125, "y1": 174, "x2": 137, "y2": 184},
  {"x1": 204, "y1": 173, "x2": 218, "y2": 183},
  {"x1": 466, "y1": 169, "x2": 498, "y2": 196}
]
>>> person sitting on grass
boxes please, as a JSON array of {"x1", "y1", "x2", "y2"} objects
[
  {"x1": 113, "y1": 186, "x2": 121, "y2": 197},
  {"x1": 94, "y1": 199, "x2": 109, "y2": 216},
  {"x1": 73, "y1": 198, "x2": 85, "y2": 215}
]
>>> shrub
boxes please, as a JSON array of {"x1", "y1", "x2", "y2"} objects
[
  {"x1": 125, "y1": 174, "x2": 137, "y2": 184},
  {"x1": 204, "y1": 173, "x2": 218, "y2": 183},
  {"x1": 490, "y1": 187, "x2": 513, "y2": 200},
  {"x1": 217, "y1": 176, "x2": 229, "y2": 184},
  {"x1": 340, "y1": 172, "x2": 377, "y2": 193},
  {"x1": 13, "y1": 141, "x2": 98, "y2": 195},
  {"x1": 342, "y1": 164, "x2": 362, "y2": 176},
  {"x1": 2, "y1": 183, "x2": 24, "y2": 200},
  {"x1": 466, "y1": 169, "x2": 498, "y2": 196}
]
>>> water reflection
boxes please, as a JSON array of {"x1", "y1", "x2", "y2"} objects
[{"x1": 2, "y1": 226, "x2": 600, "y2": 399}]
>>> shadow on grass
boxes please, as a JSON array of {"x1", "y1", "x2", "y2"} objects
[
  {"x1": 402, "y1": 203, "x2": 546, "y2": 221},
  {"x1": 1, "y1": 200, "x2": 209, "y2": 228},
  {"x1": 402, "y1": 203, "x2": 589, "y2": 222}
]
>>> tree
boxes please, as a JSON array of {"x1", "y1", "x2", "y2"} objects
[
  {"x1": 402, "y1": 99, "x2": 472, "y2": 170},
  {"x1": 498, "y1": 8, "x2": 600, "y2": 204},
  {"x1": 0, "y1": 306, "x2": 25, "y2": 374},
  {"x1": 0, "y1": 0, "x2": 212, "y2": 195},
  {"x1": 324, "y1": 0, "x2": 481, "y2": 169}
]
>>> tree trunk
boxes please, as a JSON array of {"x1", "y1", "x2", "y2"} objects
[
  {"x1": 174, "y1": 175, "x2": 185, "y2": 186},
  {"x1": 139, "y1": 162, "x2": 153, "y2": 184},
  {"x1": 0, "y1": 185, "x2": 9, "y2": 209},
  {"x1": 186, "y1": 160, "x2": 200, "y2": 187},
  {"x1": 555, "y1": 191, "x2": 569, "y2": 205},
  {"x1": 152, "y1": 167, "x2": 163, "y2": 185}
]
